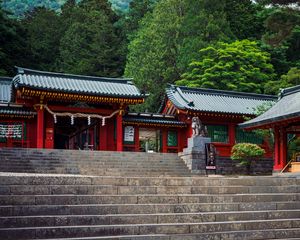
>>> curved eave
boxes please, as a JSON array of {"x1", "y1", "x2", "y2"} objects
[
  {"x1": 240, "y1": 112, "x2": 300, "y2": 129},
  {"x1": 15, "y1": 83, "x2": 144, "y2": 99}
]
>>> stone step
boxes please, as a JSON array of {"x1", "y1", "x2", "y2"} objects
[
  {"x1": 1, "y1": 174, "x2": 298, "y2": 187},
  {"x1": 1, "y1": 193, "x2": 299, "y2": 205},
  {"x1": 1, "y1": 202, "x2": 299, "y2": 216},
  {"x1": 1, "y1": 210, "x2": 300, "y2": 228},
  {"x1": 32, "y1": 228, "x2": 300, "y2": 240},
  {"x1": 1, "y1": 184, "x2": 299, "y2": 195},
  {"x1": 1, "y1": 219, "x2": 300, "y2": 239}
]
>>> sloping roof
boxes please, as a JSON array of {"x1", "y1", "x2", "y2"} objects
[
  {"x1": 12, "y1": 67, "x2": 144, "y2": 99},
  {"x1": 0, "y1": 105, "x2": 36, "y2": 116},
  {"x1": 240, "y1": 85, "x2": 300, "y2": 129},
  {"x1": 0, "y1": 77, "x2": 12, "y2": 103},
  {"x1": 123, "y1": 113, "x2": 186, "y2": 127},
  {"x1": 166, "y1": 85, "x2": 277, "y2": 115}
]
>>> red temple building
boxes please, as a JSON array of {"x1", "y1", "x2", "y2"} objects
[
  {"x1": 241, "y1": 85, "x2": 300, "y2": 172},
  {"x1": 0, "y1": 67, "x2": 278, "y2": 164}
]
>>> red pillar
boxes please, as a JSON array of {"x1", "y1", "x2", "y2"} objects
[
  {"x1": 162, "y1": 129, "x2": 168, "y2": 153},
  {"x1": 134, "y1": 126, "x2": 139, "y2": 152},
  {"x1": 228, "y1": 123, "x2": 235, "y2": 145},
  {"x1": 45, "y1": 112, "x2": 54, "y2": 149},
  {"x1": 99, "y1": 124, "x2": 108, "y2": 150},
  {"x1": 116, "y1": 113, "x2": 123, "y2": 151},
  {"x1": 36, "y1": 107, "x2": 45, "y2": 148},
  {"x1": 273, "y1": 127, "x2": 281, "y2": 171},
  {"x1": 279, "y1": 127, "x2": 287, "y2": 170}
]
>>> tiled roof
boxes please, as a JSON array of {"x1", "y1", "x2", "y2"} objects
[
  {"x1": 123, "y1": 113, "x2": 186, "y2": 127},
  {"x1": 240, "y1": 85, "x2": 300, "y2": 129},
  {"x1": 0, "y1": 105, "x2": 36, "y2": 116},
  {"x1": 13, "y1": 67, "x2": 144, "y2": 99},
  {"x1": 0, "y1": 77, "x2": 12, "y2": 103},
  {"x1": 166, "y1": 85, "x2": 277, "y2": 115}
]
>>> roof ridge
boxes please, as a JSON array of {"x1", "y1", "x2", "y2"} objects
[
  {"x1": 175, "y1": 85, "x2": 277, "y2": 100},
  {"x1": 0, "y1": 76, "x2": 12, "y2": 82},
  {"x1": 279, "y1": 84, "x2": 300, "y2": 98},
  {"x1": 15, "y1": 66, "x2": 133, "y2": 84}
]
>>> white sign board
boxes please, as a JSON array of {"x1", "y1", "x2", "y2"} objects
[
  {"x1": 124, "y1": 126, "x2": 134, "y2": 143},
  {"x1": 0, "y1": 124, "x2": 23, "y2": 139}
]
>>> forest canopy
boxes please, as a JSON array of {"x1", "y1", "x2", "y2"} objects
[{"x1": 1, "y1": 0, "x2": 300, "y2": 112}]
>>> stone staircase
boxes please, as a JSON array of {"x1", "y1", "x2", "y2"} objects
[
  {"x1": 0, "y1": 172, "x2": 300, "y2": 239},
  {"x1": 0, "y1": 148, "x2": 300, "y2": 239},
  {"x1": 0, "y1": 148, "x2": 191, "y2": 176}
]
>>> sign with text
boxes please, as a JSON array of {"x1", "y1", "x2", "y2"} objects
[
  {"x1": 0, "y1": 124, "x2": 23, "y2": 139},
  {"x1": 124, "y1": 126, "x2": 135, "y2": 143}
]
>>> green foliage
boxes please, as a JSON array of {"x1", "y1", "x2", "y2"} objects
[
  {"x1": 125, "y1": 0, "x2": 233, "y2": 112},
  {"x1": 224, "y1": 0, "x2": 265, "y2": 40},
  {"x1": 176, "y1": 40, "x2": 275, "y2": 93},
  {"x1": 21, "y1": 7, "x2": 63, "y2": 71},
  {"x1": 1, "y1": 0, "x2": 132, "y2": 17},
  {"x1": 231, "y1": 143, "x2": 265, "y2": 167},
  {"x1": 57, "y1": 0, "x2": 125, "y2": 76},
  {"x1": 265, "y1": 67, "x2": 300, "y2": 94},
  {"x1": 0, "y1": 1, "x2": 29, "y2": 75}
]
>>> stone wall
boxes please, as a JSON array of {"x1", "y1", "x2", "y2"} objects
[{"x1": 215, "y1": 156, "x2": 274, "y2": 175}]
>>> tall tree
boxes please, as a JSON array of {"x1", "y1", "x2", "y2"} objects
[
  {"x1": 58, "y1": 0, "x2": 124, "y2": 77},
  {"x1": 176, "y1": 40, "x2": 275, "y2": 94},
  {"x1": 124, "y1": 0, "x2": 157, "y2": 38},
  {"x1": 257, "y1": 0, "x2": 300, "y2": 45},
  {"x1": 224, "y1": 0, "x2": 265, "y2": 40},
  {"x1": 22, "y1": 7, "x2": 63, "y2": 71},
  {"x1": 125, "y1": 0, "x2": 233, "y2": 112},
  {"x1": 0, "y1": 1, "x2": 28, "y2": 75}
]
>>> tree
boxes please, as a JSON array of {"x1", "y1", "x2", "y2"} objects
[
  {"x1": 231, "y1": 143, "x2": 266, "y2": 174},
  {"x1": 22, "y1": 7, "x2": 63, "y2": 71},
  {"x1": 265, "y1": 67, "x2": 300, "y2": 94},
  {"x1": 0, "y1": 1, "x2": 28, "y2": 75},
  {"x1": 257, "y1": 0, "x2": 300, "y2": 46},
  {"x1": 58, "y1": 0, "x2": 124, "y2": 77},
  {"x1": 224, "y1": 0, "x2": 265, "y2": 40},
  {"x1": 176, "y1": 40, "x2": 275, "y2": 93},
  {"x1": 124, "y1": 0, "x2": 157, "y2": 39},
  {"x1": 125, "y1": 0, "x2": 233, "y2": 112}
]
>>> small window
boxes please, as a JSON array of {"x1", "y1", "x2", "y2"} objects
[
  {"x1": 167, "y1": 130, "x2": 178, "y2": 147},
  {"x1": 235, "y1": 127, "x2": 263, "y2": 144},
  {"x1": 207, "y1": 125, "x2": 228, "y2": 143}
]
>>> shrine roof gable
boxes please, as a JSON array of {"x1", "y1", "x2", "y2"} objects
[
  {"x1": 12, "y1": 67, "x2": 144, "y2": 99},
  {"x1": 240, "y1": 84, "x2": 300, "y2": 129},
  {"x1": 165, "y1": 85, "x2": 277, "y2": 115}
]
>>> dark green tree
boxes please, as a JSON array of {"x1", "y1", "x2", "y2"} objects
[
  {"x1": 125, "y1": 0, "x2": 233, "y2": 112},
  {"x1": 0, "y1": 1, "x2": 28, "y2": 75},
  {"x1": 176, "y1": 40, "x2": 275, "y2": 93},
  {"x1": 58, "y1": 0, "x2": 124, "y2": 77},
  {"x1": 22, "y1": 7, "x2": 63, "y2": 71},
  {"x1": 224, "y1": 0, "x2": 265, "y2": 40}
]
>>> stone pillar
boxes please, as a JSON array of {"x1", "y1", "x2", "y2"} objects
[{"x1": 178, "y1": 135, "x2": 211, "y2": 174}]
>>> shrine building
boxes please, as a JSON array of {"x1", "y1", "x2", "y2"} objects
[
  {"x1": 240, "y1": 85, "x2": 300, "y2": 172},
  {"x1": 0, "y1": 67, "x2": 277, "y2": 163}
]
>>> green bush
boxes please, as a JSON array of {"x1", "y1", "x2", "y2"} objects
[{"x1": 231, "y1": 143, "x2": 265, "y2": 172}]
